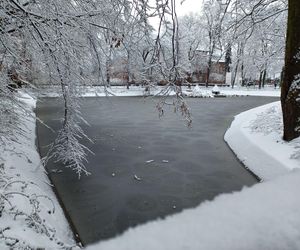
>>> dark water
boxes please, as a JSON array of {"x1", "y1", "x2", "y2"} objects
[{"x1": 36, "y1": 96, "x2": 278, "y2": 245}]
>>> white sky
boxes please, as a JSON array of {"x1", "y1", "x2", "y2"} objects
[
  {"x1": 176, "y1": 0, "x2": 203, "y2": 16},
  {"x1": 149, "y1": 0, "x2": 203, "y2": 29}
]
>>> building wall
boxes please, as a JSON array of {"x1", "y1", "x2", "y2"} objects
[
  {"x1": 190, "y1": 50, "x2": 227, "y2": 84},
  {"x1": 190, "y1": 61, "x2": 226, "y2": 84}
]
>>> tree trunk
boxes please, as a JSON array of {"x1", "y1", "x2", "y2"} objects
[
  {"x1": 206, "y1": 40, "x2": 215, "y2": 88},
  {"x1": 258, "y1": 71, "x2": 263, "y2": 89},
  {"x1": 206, "y1": 55, "x2": 212, "y2": 88},
  {"x1": 106, "y1": 59, "x2": 111, "y2": 87},
  {"x1": 262, "y1": 69, "x2": 267, "y2": 88},
  {"x1": 126, "y1": 52, "x2": 132, "y2": 89},
  {"x1": 225, "y1": 44, "x2": 231, "y2": 73},
  {"x1": 281, "y1": 0, "x2": 300, "y2": 141},
  {"x1": 205, "y1": 66, "x2": 211, "y2": 88},
  {"x1": 231, "y1": 62, "x2": 239, "y2": 88},
  {"x1": 241, "y1": 63, "x2": 245, "y2": 86}
]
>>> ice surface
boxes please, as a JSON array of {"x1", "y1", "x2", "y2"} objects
[{"x1": 87, "y1": 100, "x2": 300, "y2": 250}]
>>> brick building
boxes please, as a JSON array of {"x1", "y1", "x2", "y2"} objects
[{"x1": 190, "y1": 50, "x2": 226, "y2": 85}]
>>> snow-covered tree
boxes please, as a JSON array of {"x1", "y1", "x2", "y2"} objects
[
  {"x1": 225, "y1": 0, "x2": 287, "y2": 87},
  {"x1": 0, "y1": 0, "x2": 151, "y2": 176},
  {"x1": 177, "y1": 14, "x2": 204, "y2": 79},
  {"x1": 202, "y1": 0, "x2": 232, "y2": 87},
  {"x1": 0, "y1": 0, "x2": 194, "y2": 176}
]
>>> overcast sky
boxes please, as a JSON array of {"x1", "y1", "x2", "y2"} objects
[
  {"x1": 176, "y1": 0, "x2": 203, "y2": 16},
  {"x1": 149, "y1": 0, "x2": 203, "y2": 29}
]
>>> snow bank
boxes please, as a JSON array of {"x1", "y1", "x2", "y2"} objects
[
  {"x1": 38, "y1": 85, "x2": 280, "y2": 98},
  {"x1": 225, "y1": 101, "x2": 300, "y2": 181},
  {"x1": 221, "y1": 86, "x2": 280, "y2": 97},
  {"x1": 192, "y1": 84, "x2": 202, "y2": 96},
  {"x1": 0, "y1": 92, "x2": 77, "y2": 249},
  {"x1": 38, "y1": 86, "x2": 167, "y2": 97},
  {"x1": 187, "y1": 85, "x2": 213, "y2": 97},
  {"x1": 212, "y1": 84, "x2": 220, "y2": 94},
  {"x1": 87, "y1": 170, "x2": 300, "y2": 250}
]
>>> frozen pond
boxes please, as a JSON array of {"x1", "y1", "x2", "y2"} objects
[{"x1": 36, "y1": 96, "x2": 278, "y2": 245}]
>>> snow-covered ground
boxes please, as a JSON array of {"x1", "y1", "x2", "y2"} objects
[
  {"x1": 38, "y1": 85, "x2": 280, "y2": 98},
  {"x1": 183, "y1": 85, "x2": 280, "y2": 98},
  {"x1": 87, "y1": 101, "x2": 300, "y2": 250},
  {"x1": 220, "y1": 86, "x2": 280, "y2": 97},
  {"x1": 82, "y1": 85, "x2": 280, "y2": 97},
  {"x1": 225, "y1": 102, "x2": 300, "y2": 180},
  {"x1": 0, "y1": 93, "x2": 78, "y2": 249}
]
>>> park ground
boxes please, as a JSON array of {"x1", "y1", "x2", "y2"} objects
[
  {"x1": 1, "y1": 85, "x2": 299, "y2": 249},
  {"x1": 38, "y1": 85, "x2": 280, "y2": 98}
]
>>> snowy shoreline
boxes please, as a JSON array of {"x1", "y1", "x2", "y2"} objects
[
  {"x1": 0, "y1": 93, "x2": 78, "y2": 249},
  {"x1": 37, "y1": 85, "x2": 281, "y2": 98},
  {"x1": 225, "y1": 101, "x2": 299, "y2": 181}
]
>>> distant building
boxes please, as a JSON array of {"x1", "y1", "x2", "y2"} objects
[
  {"x1": 107, "y1": 50, "x2": 227, "y2": 85},
  {"x1": 189, "y1": 50, "x2": 226, "y2": 85}
]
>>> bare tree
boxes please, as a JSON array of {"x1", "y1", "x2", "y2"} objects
[
  {"x1": 0, "y1": 0, "x2": 145, "y2": 176},
  {"x1": 0, "y1": 0, "x2": 194, "y2": 177},
  {"x1": 203, "y1": 0, "x2": 232, "y2": 87}
]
